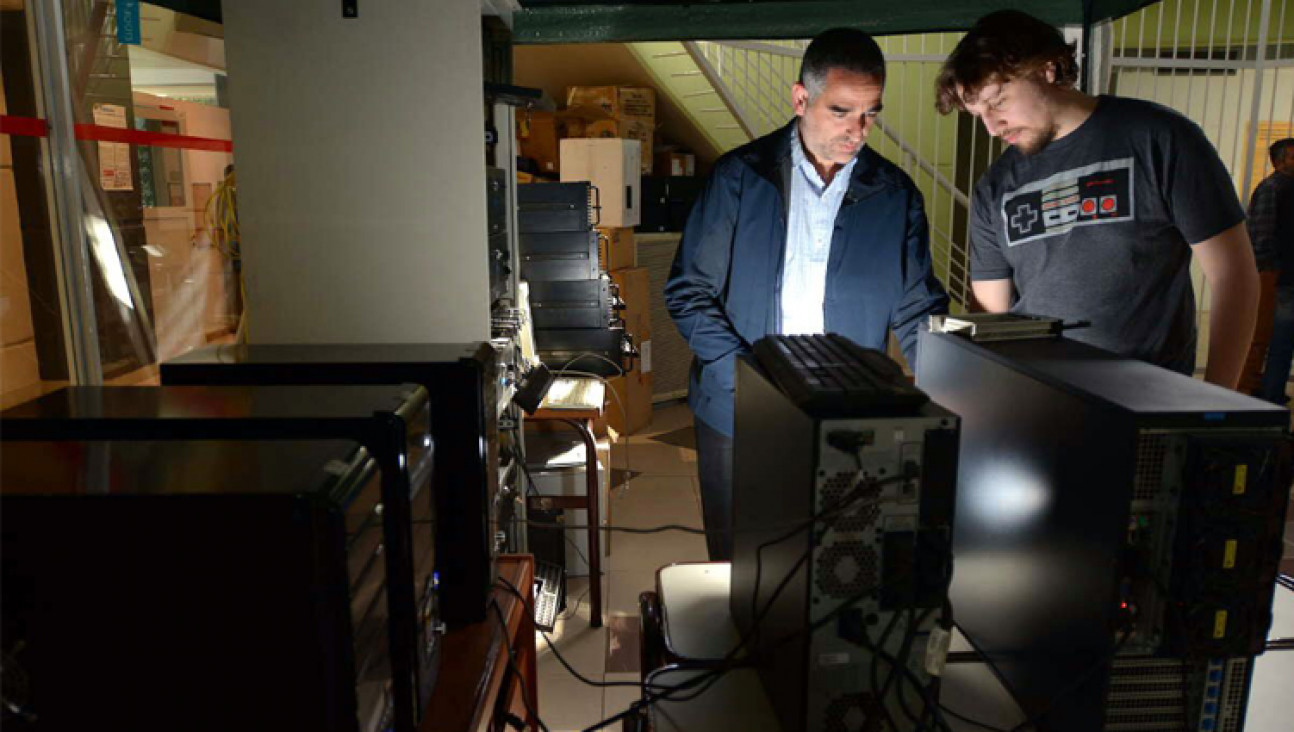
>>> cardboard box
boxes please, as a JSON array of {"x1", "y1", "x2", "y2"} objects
[
  {"x1": 656, "y1": 152, "x2": 696, "y2": 178},
  {"x1": 1, "y1": 171, "x2": 34, "y2": 347},
  {"x1": 566, "y1": 86, "x2": 656, "y2": 121},
  {"x1": 0, "y1": 340, "x2": 41, "y2": 410},
  {"x1": 610, "y1": 267, "x2": 651, "y2": 338},
  {"x1": 518, "y1": 110, "x2": 561, "y2": 175},
  {"x1": 597, "y1": 227, "x2": 636, "y2": 271},
  {"x1": 560, "y1": 138, "x2": 641, "y2": 228},
  {"x1": 603, "y1": 367, "x2": 653, "y2": 435},
  {"x1": 516, "y1": 171, "x2": 535, "y2": 184},
  {"x1": 560, "y1": 114, "x2": 653, "y2": 175},
  {"x1": 564, "y1": 86, "x2": 656, "y2": 174}
]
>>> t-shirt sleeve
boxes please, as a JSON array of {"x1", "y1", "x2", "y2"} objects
[
  {"x1": 1158, "y1": 114, "x2": 1246, "y2": 245},
  {"x1": 969, "y1": 181, "x2": 1012, "y2": 281}
]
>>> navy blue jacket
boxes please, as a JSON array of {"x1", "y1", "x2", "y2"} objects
[{"x1": 665, "y1": 121, "x2": 950, "y2": 436}]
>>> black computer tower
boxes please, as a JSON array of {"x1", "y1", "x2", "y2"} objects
[
  {"x1": 731, "y1": 339, "x2": 960, "y2": 731},
  {"x1": 1, "y1": 438, "x2": 389, "y2": 731},
  {"x1": 916, "y1": 331, "x2": 1291, "y2": 732},
  {"x1": 0, "y1": 384, "x2": 436, "y2": 732},
  {"x1": 159, "y1": 343, "x2": 501, "y2": 629}
]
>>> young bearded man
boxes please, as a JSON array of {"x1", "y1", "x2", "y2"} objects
[
  {"x1": 667, "y1": 28, "x2": 949, "y2": 560},
  {"x1": 935, "y1": 10, "x2": 1259, "y2": 388}
]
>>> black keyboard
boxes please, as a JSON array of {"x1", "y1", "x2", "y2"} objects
[
  {"x1": 532, "y1": 559, "x2": 566, "y2": 632},
  {"x1": 751, "y1": 334, "x2": 929, "y2": 416}
]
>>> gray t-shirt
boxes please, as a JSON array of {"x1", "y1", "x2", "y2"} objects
[{"x1": 970, "y1": 96, "x2": 1244, "y2": 371}]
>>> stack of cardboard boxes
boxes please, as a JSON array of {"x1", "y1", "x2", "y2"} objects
[{"x1": 517, "y1": 85, "x2": 656, "y2": 179}]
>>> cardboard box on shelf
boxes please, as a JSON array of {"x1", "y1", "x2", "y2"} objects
[
  {"x1": 565, "y1": 86, "x2": 656, "y2": 121},
  {"x1": 518, "y1": 110, "x2": 561, "y2": 175},
  {"x1": 516, "y1": 171, "x2": 535, "y2": 184},
  {"x1": 597, "y1": 227, "x2": 636, "y2": 272},
  {"x1": 655, "y1": 152, "x2": 696, "y2": 178},
  {"x1": 561, "y1": 110, "x2": 653, "y2": 175},
  {"x1": 560, "y1": 138, "x2": 641, "y2": 228}
]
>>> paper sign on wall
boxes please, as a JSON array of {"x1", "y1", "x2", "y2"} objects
[{"x1": 92, "y1": 104, "x2": 133, "y2": 191}]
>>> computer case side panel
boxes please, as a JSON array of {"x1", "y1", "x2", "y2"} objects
[
  {"x1": 916, "y1": 331, "x2": 1135, "y2": 732},
  {"x1": 732, "y1": 355, "x2": 818, "y2": 731}
]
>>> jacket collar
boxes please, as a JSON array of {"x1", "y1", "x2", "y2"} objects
[{"x1": 740, "y1": 119, "x2": 893, "y2": 206}]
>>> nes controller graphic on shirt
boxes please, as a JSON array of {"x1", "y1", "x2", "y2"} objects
[{"x1": 1001, "y1": 157, "x2": 1135, "y2": 246}]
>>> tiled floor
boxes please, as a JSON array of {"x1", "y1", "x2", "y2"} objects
[{"x1": 535, "y1": 402, "x2": 705, "y2": 731}]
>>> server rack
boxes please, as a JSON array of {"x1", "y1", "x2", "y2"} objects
[
  {"x1": 0, "y1": 384, "x2": 437, "y2": 732},
  {"x1": 916, "y1": 330, "x2": 1290, "y2": 732},
  {"x1": 159, "y1": 343, "x2": 502, "y2": 631},
  {"x1": 1, "y1": 439, "x2": 389, "y2": 731}
]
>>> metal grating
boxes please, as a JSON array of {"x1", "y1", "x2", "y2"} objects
[
  {"x1": 1134, "y1": 433, "x2": 1170, "y2": 501},
  {"x1": 1219, "y1": 658, "x2": 1249, "y2": 732},
  {"x1": 815, "y1": 542, "x2": 880, "y2": 599},
  {"x1": 820, "y1": 471, "x2": 882, "y2": 532},
  {"x1": 1105, "y1": 658, "x2": 1188, "y2": 731}
]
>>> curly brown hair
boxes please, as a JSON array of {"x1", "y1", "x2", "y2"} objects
[{"x1": 934, "y1": 10, "x2": 1080, "y2": 115}]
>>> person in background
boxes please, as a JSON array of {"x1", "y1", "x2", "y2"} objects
[
  {"x1": 1248, "y1": 138, "x2": 1294, "y2": 403},
  {"x1": 666, "y1": 28, "x2": 949, "y2": 560},
  {"x1": 935, "y1": 10, "x2": 1259, "y2": 389}
]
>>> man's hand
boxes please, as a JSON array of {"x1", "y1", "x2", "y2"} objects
[
  {"x1": 1194, "y1": 222, "x2": 1260, "y2": 389},
  {"x1": 970, "y1": 279, "x2": 1013, "y2": 313}
]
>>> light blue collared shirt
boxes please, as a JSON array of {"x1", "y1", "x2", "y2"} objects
[{"x1": 779, "y1": 125, "x2": 858, "y2": 335}]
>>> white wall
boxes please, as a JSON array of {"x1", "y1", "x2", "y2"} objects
[{"x1": 222, "y1": 0, "x2": 489, "y2": 343}]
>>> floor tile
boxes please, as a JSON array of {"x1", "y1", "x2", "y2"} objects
[
  {"x1": 537, "y1": 618, "x2": 607, "y2": 682},
  {"x1": 536, "y1": 671, "x2": 610, "y2": 731},
  {"x1": 605, "y1": 614, "x2": 640, "y2": 674},
  {"x1": 602, "y1": 680, "x2": 645, "y2": 727},
  {"x1": 608, "y1": 568, "x2": 659, "y2": 617},
  {"x1": 639, "y1": 403, "x2": 694, "y2": 437},
  {"x1": 611, "y1": 440, "x2": 697, "y2": 476}
]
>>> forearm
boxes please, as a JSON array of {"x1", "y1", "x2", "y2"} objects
[{"x1": 1204, "y1": 272, "x2": 1259, "y2": 388}]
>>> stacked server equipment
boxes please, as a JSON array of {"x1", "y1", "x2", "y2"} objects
[
  {"x1": 1, "y1": 438, "x2": 392, "y2": 731},
  {"x1": 160, "y1": 343, "x2": 502, "y2": 639},
  {"x1": 517, "y1": 182, "x2": 631, "y2": 375},
  {"x1": 0, "y1": 385, "x2": 438, "y2": 732},
  {"x1": 732, "y1": 334, "x2": 960, "y2": 732},
  {"x1": 916, "y1": 330, "x2": 1291, "y2": 732}
]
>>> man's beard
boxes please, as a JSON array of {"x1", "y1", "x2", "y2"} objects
[{"x1": 1013, "y1": 122, "x2": 1060, "y2": 155}]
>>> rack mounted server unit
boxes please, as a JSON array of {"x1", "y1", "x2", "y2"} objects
[
  {"x1": 1, "y1": 438, "x2": 390, "y2": 731},
  {"x1": 160, "y1": 343, "x2": 502, "y2": 630},
  {"x1": 518, "y1": 181, "x2": 631, "y2": 377},
  {"x1": 0, "y1": 384, "x2": 437, "y2": 732},
  {"x1": 732, "y1": 334, "x2": 960, "y2": 731},
  {"x1": 916, "y1": 322, "x2": 1291, "y2": 732}
]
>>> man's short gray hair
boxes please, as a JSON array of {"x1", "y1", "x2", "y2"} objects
[{"x1": 799, "y1": 28, "x2": 886, "y2": 100}]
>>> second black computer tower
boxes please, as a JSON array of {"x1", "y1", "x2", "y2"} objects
[
  {"x1": 160, "y1": 343, "x2": 501, "y2": 630},
  {"x1": 0, "y1": 384, "x2": 436, "y2": 732},
  {"x1": 732, "y1": 336, "x2": 960, "y2": 731},
  {"x1": 917, "y1": 330, "x2": 1291, "y2": 732},
  {"x1": 1, "y1": 439, "x2": 389, "y2": 730}
]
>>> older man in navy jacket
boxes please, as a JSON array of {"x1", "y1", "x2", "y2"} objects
[{"x1": 665, "y1": 28, "x2": 949, "y2": 560}]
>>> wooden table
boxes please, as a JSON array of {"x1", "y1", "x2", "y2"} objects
[
  {"x1": 523, "y1": 406, "x2": 604, "y2": 628},
  {"x1": 422, "y1": 555, "x2": 537, "y2": 732}
]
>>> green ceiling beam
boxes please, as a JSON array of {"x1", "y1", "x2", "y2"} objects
[{"x1": 513, "y1": 1, "x2": 1158, "y2": 44}]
